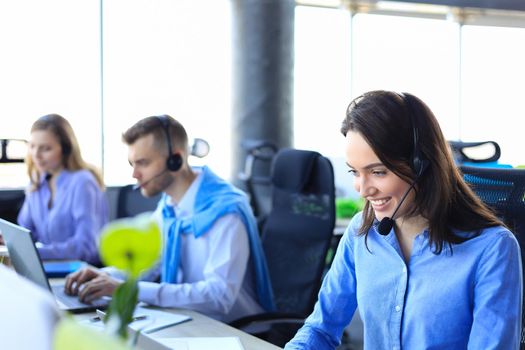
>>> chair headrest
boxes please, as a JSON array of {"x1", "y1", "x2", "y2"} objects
[{"x1": 272, "y1": 148, "x2": 320, "y2": 192}]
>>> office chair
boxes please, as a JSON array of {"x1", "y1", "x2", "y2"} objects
[
  {"x1": 237, "y1": 139, "x2": 279, "y2": 222},
  {"x1": 115, "y1": 185, "x2": 162, "y2": 219},
  {"x1": 0, "y1": 139, "x2": 27, "y2": 164},
  {"x1": 230, "y1": 148, "x2": 336, "y2": 347},
  {"x1": 460, "y1": 165, "x2": 525, "y2": 349},
  {"x1": 0, "y1": 139, "x2": 28, "y2": 223},
  {"x1": 449, "y1": 140, "x2": 511, "y2": 168},
  {"x1": 0, "y1": 190, "x2": 25, "y2": 224}
]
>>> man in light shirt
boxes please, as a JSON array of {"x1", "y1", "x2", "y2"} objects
[{"x1": 65, "y1": 115, "x2": 274, "y2": 322}]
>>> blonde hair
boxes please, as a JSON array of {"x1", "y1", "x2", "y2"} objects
[{"x1": 27, "y1": 114, "x2": 104, "y2": 191}]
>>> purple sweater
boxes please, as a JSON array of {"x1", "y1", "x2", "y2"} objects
[{"x1": 18, "y1": 169, "x2": 108, "y2": 264}]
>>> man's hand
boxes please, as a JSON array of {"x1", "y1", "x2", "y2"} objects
[{"x1": 64, "y1": 266, "x2": 122, "y2": 303}]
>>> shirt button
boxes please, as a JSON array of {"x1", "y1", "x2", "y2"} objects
[
  {"x1": 395, "y1": 305, "x2": 401, "y2": 312},
  {"x1": 402, "y1": 266, "x2": 407, "y2": 273}
]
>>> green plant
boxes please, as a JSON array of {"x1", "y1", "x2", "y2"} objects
[
  {"x1": 98, "y1": 214, "x2": 161, "y2": 341},
  {"x1": 335, "y1": 197, "x2": 364, "y2": 219}
]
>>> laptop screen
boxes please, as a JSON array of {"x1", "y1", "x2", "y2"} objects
[
  {"x1": 0, "y1": 218, "x2": 51, "y2": 291},
  {"x1": 0, "y1": 218, "x2": 111, "y2": 314}
]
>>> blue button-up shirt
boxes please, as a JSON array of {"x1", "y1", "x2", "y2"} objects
[
  {"x1": 285, "y1": 212, "x2": 522, "y2": 349},
  {"x1": 17, "y1": 169, "x2": 108, "y2": 264}
]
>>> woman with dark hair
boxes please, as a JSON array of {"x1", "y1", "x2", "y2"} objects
[
  {"x1": 285, "y1": 91, "x2": 522, "y2": 349},
  {"x1": 16, "y1": 114, "x2": 108, "y2": 264}
]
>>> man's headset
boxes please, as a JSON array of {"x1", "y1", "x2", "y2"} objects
[
  {"x1": 376, "y1": 92, "x2": 430, "y2": 235},
  {"x1": 156, "y1": 115, "x2": 183, "y2": 172},
  {"x1": 132, "y1": 115, "x2": 183, "y2": 191}
]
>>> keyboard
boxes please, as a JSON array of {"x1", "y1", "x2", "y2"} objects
[{"x1": 51, "y1": 284, "x2": 109, "y2": 310}]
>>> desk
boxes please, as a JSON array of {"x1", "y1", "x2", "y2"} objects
[{"x1": 74, "y1": 307, "x2": 282, "y2": 350}]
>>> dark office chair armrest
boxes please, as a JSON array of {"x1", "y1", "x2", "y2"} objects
[
  {"x1": 229, "y1": 312, "x2": 306, "y2": 330},
  {"x1": 448, "y1": 140, "x2": 501, "y2": 164},
  {"x1": 0, "y1": 139, "x2": 27, "y2": 163}
]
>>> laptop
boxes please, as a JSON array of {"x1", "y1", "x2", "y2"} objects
[{"x1": 0, "y1": 218, "x2": 109, "y2": 313}]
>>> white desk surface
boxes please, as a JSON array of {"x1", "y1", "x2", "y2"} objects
[
  {"x1": 74, "y1": 307, "x2": 282, "y2": 350},
  {"x1": 0, "y1": 264, "x2": 284, "y2": 349}
]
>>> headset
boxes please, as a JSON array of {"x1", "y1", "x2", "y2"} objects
[
  {"x1": 156, "y1": 115, "x2": 183, "y2": 172},
  {"x1": 401, "y1": 92, "x2": 429, "y2": 178},
  {"x1": 376, "y1": 92, "x2": 429, "y2": 235}
]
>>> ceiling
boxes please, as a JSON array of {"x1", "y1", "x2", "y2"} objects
[{"x1": 381, "y1": 0, "x2": 525, "y2": 12}]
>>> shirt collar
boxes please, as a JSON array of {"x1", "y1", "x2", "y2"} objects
[
  {"x1": 38, "y1": 169, "x2": 69, "y2": 186},
  {"x1": 166, "y1": 167, "x2": 204, "y2": 217}
]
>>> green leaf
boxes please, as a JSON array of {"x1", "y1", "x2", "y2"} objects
[{"x1": 104, "y1": 278, "x2": 138, "y2": 340}]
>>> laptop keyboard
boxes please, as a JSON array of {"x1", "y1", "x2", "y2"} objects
[{"x1": 51, "y1": 284, "x2": 108, "y2": 309}]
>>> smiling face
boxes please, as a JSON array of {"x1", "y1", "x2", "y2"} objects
[
  {"x1": 345, "y1": 130, "x2": 415, "y2": 222},
  {"x1": 29, "y1": 130, "x2": 64, "y2": 175}
]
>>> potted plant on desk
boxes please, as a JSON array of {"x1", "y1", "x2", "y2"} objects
[
  {"x1": 99, "y1": 214, "x2": 162, "y2": 341},
  {"x1": 53, "y1": 214, "x2": 161, "y2": 349}
]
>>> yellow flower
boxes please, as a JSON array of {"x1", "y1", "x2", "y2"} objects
[{"x1": 99, "y1": 213, "x2": 161, "y2": 278}]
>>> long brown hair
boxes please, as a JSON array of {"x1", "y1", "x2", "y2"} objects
[
  {"x1": 27, "y1": 114, "x2": 104, "y2": 190},
  {"x1": 340, "y1": 90, "x2": 502, "y2": 253}
]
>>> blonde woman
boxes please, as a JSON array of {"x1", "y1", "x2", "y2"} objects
[{"x1": 17, "y1": 114, "x2": 108, "y2": 264}]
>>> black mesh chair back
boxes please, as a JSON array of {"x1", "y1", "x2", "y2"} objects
[
  {"x1": 263, "y1": 148, "x2": 335, "y2": 315},
  {"x1": 237, "y1": 139, "x2": 279, "y2": 221},
  {"x1": 116, "y1": 184, "x2": 162, "y2": 219},
  {"x1": 230, "y1": 148, "x2": 336, "y2": 347},
  {"x1": 460, "y1": 165, "x2": 525, "y2": 348}
]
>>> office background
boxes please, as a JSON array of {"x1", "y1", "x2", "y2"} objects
[{"x1": 1, "y1": 0, "x2": 524, "y2": 192}]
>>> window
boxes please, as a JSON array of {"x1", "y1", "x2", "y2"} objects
[
  {"x1": 0, "y1": 0, "x2": 100, "y2": 188},
  {"x1": 0, "y1": 0, "x2": 232, "y2": 188},
  {"x1": 2, "y1": 1, "x2": 525, "y2": 189},
  {"x1": 352, "y1": 13, "x2": 460, "y2": 139},
  {"x1": 102, "y1": 0, "x2": 232, "y2": 185},
  {"x1": 294, "y1": 5, "x2": 350, "y2": 158},
  {"x1": 294, "y1": 3, "x2": 525, "y2": 196},
  {"x1": 461, "y1": 25, "x2": 525, "y2": 166}
]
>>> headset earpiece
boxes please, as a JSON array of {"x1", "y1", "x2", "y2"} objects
[
  {"x1": 157, "y1": 115, "x2": 182, "y2": 172},
  {"x1": 166, "y1": 153, "x2": 182, "y2": 172},
  {"x1": 401, "y1": 92, "x2": 429, "y2": 178},
  {"x1": 411, "y1": 139, "x2": 428, "y2": 177},
  {"x1": 413, "y1": 155, "x2": 429, "y2": 178}
]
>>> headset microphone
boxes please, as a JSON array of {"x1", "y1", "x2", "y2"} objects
[
  {"x1": 132, "y1": 168, "x2": 169, "y2": 191},
  {"x1": 376, "y1": 178, "x2": 418, "y2": 235},
  {"x1": 376, "y1": 157, "x2": 429, "y2": 235}
]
